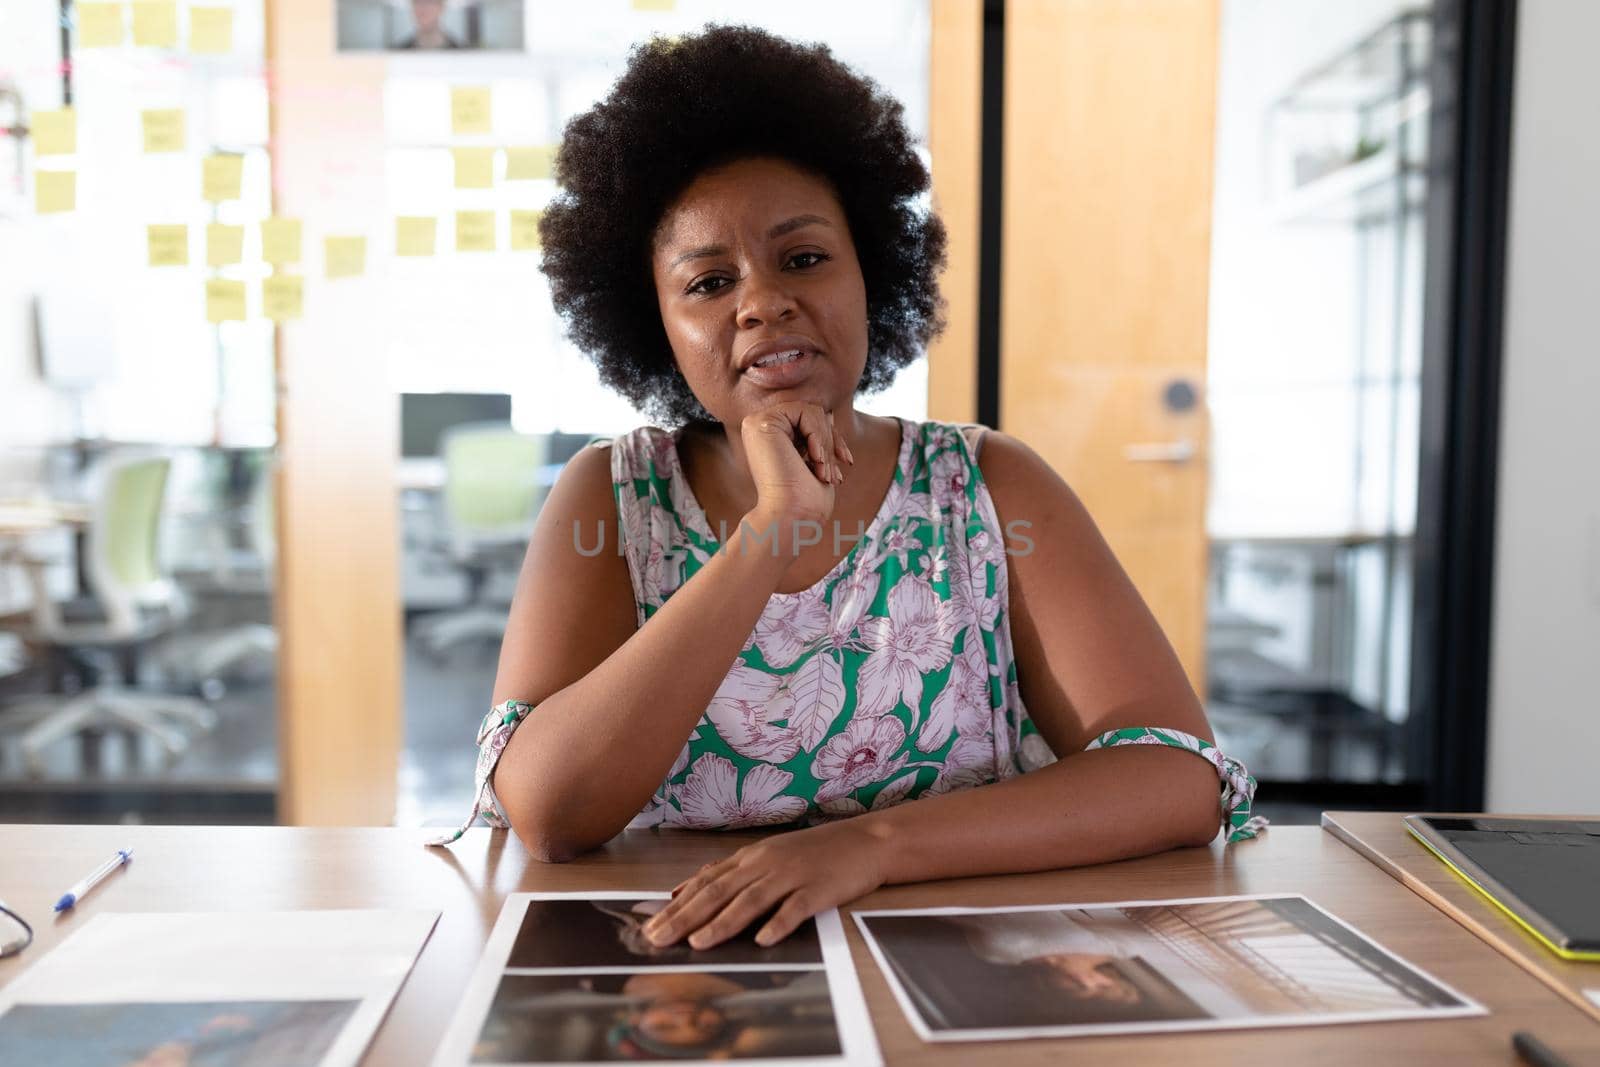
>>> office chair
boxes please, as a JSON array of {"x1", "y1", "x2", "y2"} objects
[
  {"x1": 0, "y1": 634, "x2": 22, "y2": 676},
  {"x1": 6, "y1": 452, "x2": 217, "y2": 775},
  {"x1": 156, "y1": 459, "x2": 278, "y2": 698},
  {"x1": 412, "y1": 423, "x2": 547, "y2": 658}
]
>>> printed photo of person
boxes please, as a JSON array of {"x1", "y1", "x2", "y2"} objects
[
  {"x1": 859, "y1": 897, "x2": 1475, "y2": 1039},
  {"x1": 472, "y1": 970, "x2": 841, "y2": 1063},
  {"x1": 335, "y1": 0, "x2": 524, "y2": 53},
  {"x1": 505, "y1": 897, "x2": 823, "y2": 970},
  {"x1": 394, "y1": 0, "x2": 462, "y2": 49},
  {"x1": 861, "y1": 910, "x2": 1207, "y2": 1033},
  {"x1": 0, "y1": 999, "x2": 359, "y2": 1066}
]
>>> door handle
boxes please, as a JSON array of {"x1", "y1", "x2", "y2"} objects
[{"x1": 1123, "y1": 440, "x2": 1197, "y2": 463}]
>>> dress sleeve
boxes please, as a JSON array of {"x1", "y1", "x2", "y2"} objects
[
  {"x1": 1082, "y1": 727, "x2": 1267, "y2": 843},
  {"x1": 424, "y1": 699, "x2": 535, "y2": 847}
]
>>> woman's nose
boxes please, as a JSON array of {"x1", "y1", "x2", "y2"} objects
[{"x1": 735, "y1": 267, "x2": 797, "y2": 328}]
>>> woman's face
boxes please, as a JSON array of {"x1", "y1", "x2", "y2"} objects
[
  {"x1": 635, "y1": 999, "x2": 726, "y2": 1047},
  {"x1": 650, "y1": 156, "x2": 870, "y2": 426}
]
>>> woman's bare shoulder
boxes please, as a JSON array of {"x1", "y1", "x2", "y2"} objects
[{"x1": 546, "y1": 437, "x2": 620, "y2": 519}]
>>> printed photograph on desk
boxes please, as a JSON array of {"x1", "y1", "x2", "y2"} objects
[
  {"x1": 431, "y1": 892, "x2": 880, "y2": 1066},
  {"x1": 0, "y1": 999, "x2": 359, "y2": 1066},
  {"x1": 507, "y1": 897, "x2": 823, "y2": 970},
  {"x1": 0, "y1": 910, "x2": 439, "y2": 1067},
  {"x1": 475, "y1": 971, "x2": 840, "y2": 1063},
  {"x1": 855, "y1": 894, "x2": 1485, "y2": 1041}
]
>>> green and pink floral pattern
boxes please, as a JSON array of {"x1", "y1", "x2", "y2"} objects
[{"x1": 427, "y1": 420, "x2": 1262, "y2": 848}]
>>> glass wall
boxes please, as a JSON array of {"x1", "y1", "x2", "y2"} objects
[
  {"x1": 390, "y1": 1, "x2": 933, "y2": 826},
  {"x1": 1206, "y1": 0, "x2": 1431, "y2": 794},
  {"x1": 0, "y1": 1, "x2": 278, "y2": 819}
]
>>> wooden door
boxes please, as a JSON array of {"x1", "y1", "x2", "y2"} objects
[
  {"x1": 1000, "y1": 0, "x2": 1220, "y2": 690},
  {"x1": 267, "y1": 0, "x2": 402, "y2": 824}
]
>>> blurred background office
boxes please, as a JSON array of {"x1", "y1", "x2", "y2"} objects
[{"x1": 0, "y1": 0, "x2": 1592, "y2": 830}]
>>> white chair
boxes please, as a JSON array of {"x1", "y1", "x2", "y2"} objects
[
  {"x1": 155, "y1": 459, "x2": 278, "y2": 699},
  {"x1": 412, "y1": 424, "x2": 548, "y2": 658},
  {"x1": 6, "y1": 452, "x2": 217, "y2": 775}
]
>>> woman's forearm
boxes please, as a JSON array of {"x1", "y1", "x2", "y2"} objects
[
  {"x1": 855, "y1": 745, "x2": 1224, "y2": 884},
  {"x1": 495, "y1": 515, "x2": 792, "y2": 859}
]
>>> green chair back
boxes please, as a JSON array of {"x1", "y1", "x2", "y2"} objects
[
  {"x1": 96, "y1": 455, "x2": 170, "y2": 591},
  {"x1": 442, "y1": 424, "x2": 547, "y2": 534}
]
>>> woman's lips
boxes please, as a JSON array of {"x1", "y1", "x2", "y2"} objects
[{"x1": 741, "y1": 350, "x2": 819, "y2": 389}]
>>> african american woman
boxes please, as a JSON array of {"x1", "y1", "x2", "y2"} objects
[{"x1": 428, "y1": 25, "x2": 1262, "y2": 952}]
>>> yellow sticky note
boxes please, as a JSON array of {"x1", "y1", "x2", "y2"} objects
[
  {"x1": 142, "y1": 109, "x2": 185, "y2": 153},
  {"x1": 262, "y1": 275, "x2": 304, "y2": 322},
  {"x1": 33, "y1": 109, "x2": 77, "y2": 156},
  {"x1": 201, "y1": 154, "x2": 243, "y2": 201},
  {"x1": 324, "y1": 236, "x2": 366, "y2": 278},
  {"x1": 509, "y1": 209, "x2": 543, "y2": 251},
  {"x1": 77, "y1": 3, "x2": 125, "y2": 48},
  {"x1": 188, "y1": 6, "x2": 233, "y2": 53},
  {"x1": 261, "y1": 218, "x2": 303, "y2": 265},
  {"x1": 35, "y1": 171, "x2": 76, "y2": 214},
  {"x1": 206, "y1": 223, "x2": 244, "y2": 266},
  {"x1": 455, "y1": 211, "x2": 496, "y2": 252},
  {"x1": 450, "y1": 86, "x2": 491, "y2": 135},
  {"x1": 633, "y1": 0, "x2": 677, "y2": 10},
  {"x1": 505, "y1": 145, "x2": 557, "y2": 181},
  {"x1": 205, "y1": 278, "x2": 247, "y2": 323},
  {"x1": 452, "y1": 147, "x2": 495, "y2": 190},
  {"x1": 396, "y1": 216, "x2": 436, "y2": 257},
  {"x1": 147, "y1": 224, "x2": 189, "y2": 267},
  {"x1": 131, "y1": 1, "x2": 178, "y2": 47}
]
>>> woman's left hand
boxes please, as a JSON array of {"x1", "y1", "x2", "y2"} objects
[{"x1": 642, "y1": 819, "x2": 890, "y2": 949}]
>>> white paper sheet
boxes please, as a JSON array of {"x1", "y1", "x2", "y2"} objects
[
  {"x1": 433, "y1": 892, "x2": 879, "y2": 1067},
  {"x1": 0, "y1": 909, "x2": 438, "y2": 1067},
  {"x1": 855, "y1": 893, "x2": 1484, "y2": 1042}
]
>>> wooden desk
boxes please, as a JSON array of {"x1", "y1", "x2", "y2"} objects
[
  {"x1": 2, "y1": 824, "x2": 1598, "y2": 1065},
  {"x1": 1324, "y1": 811, "x2": 1600, "y2": 1027},
  {"x1": 0, "y1": 501, "x2": 90, "y2": 538}
]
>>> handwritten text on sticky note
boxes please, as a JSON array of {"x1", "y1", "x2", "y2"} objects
[
  {"x1": 202, "y1": 154, "x2": 244, "y2": 201},
  {"x1": 450, "y1": 86, "x2": 492, "y2": 135},
  {"x1": 261, "y1": 218, "x2": 303, "y2": 265},
  {"x1": 452, "y1": 147, "x2": 496, "y2": 190},
  {"x1": 206, "y1": 279, "x2": 247, "y2": 323},
  {"x1": 142, "y1": 109, "x2": 185, "y2": 153},
  {"x1": 188, "y1": 6, "x2": 233, "y2": 53},
  {"x1": 324, "y1": 236, "x2": 367, "y2": 278},
  {"x1": 263, "y1": 275, "x2": 304, "y2": 321},
  {"x1": 505, "y1": 145, "x2": 557, "y2": 181},
  {"x1": 456, "y1": 211, "x2": 496, "y2": 252},
  {"x1": 131, "y1": 1, "x2": 178, "y2": 47},
  {"x1": 77, "y1": 3, "x2": 126, "y2": 48},
  {"x1": 396, "y1": 216, "x2": 436, "y2": 257},
  {"x1": 207, "y1": 223, "x2": 244, "y2": 266},
  {"x1": 148, "y1": 224, "x2": 189, "y2": 266}
]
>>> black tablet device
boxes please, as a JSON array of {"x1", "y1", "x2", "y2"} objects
[{"x1": 1404, "y1": 815, "x2": 1600, "y2": 959}]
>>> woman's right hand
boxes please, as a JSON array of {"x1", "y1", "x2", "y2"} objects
[{"x1": 739, "y1": 402, "x2": 855, "y2": 539}]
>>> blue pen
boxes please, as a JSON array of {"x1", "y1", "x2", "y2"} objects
[{"x1": 54, "y1": 849, "x2": 133, "y2": 912}]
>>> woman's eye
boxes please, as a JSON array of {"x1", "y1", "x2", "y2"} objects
[
  {"x1": 686, "y1": 276, "x2": 731, "y2": 295},
  {"x1": 788, "y1": 252, "x2": 830, "y2": 269}
]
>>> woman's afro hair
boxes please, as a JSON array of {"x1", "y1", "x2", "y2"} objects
[{"x1": 537, "y1": 24, "x2": 948, "y2": 426}]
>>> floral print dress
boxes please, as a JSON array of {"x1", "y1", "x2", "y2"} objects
[{"x1": 428, "y1": 418, "x2": 1263, "y2": 847}]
